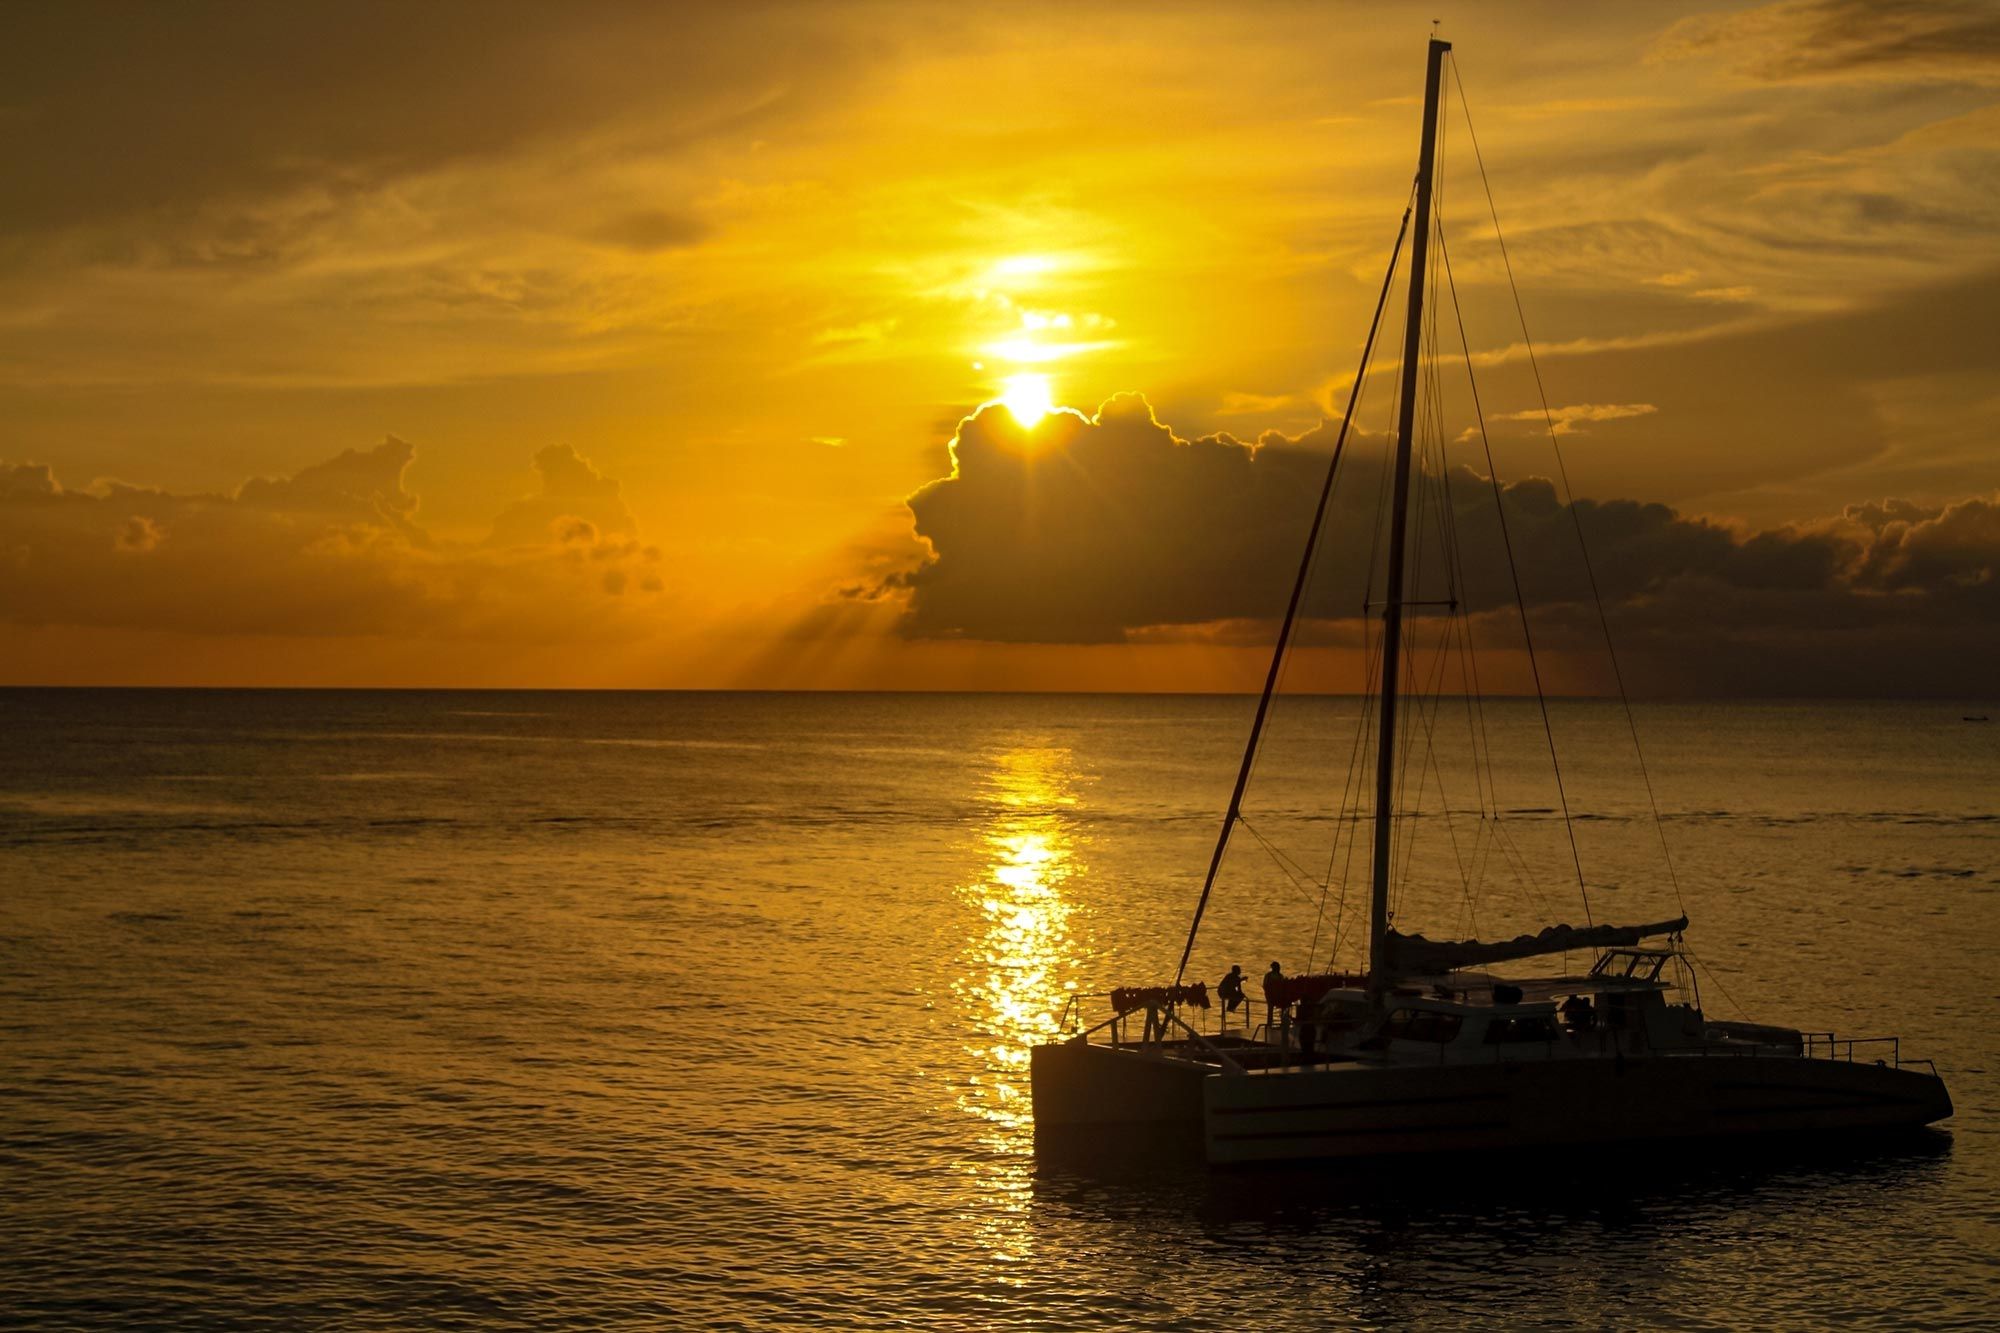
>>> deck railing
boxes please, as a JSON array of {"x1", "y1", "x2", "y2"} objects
[
  {"x1": 1799, "y1": 1032, "x2": 1936, "y2": 1074},
  {"x1": 1050, "y1": 994, "x2": 1940, "y2": 1077},
  {"x1": 1692, "y1": 1029, "x2": 1936, "y2": 1074},
  {"x1": 1053, "y1": 992, "x2": 1251, "y2": 1074},
  {"x1": 1056, "y1": 991, "x2": 1271, "y2": 1040}
]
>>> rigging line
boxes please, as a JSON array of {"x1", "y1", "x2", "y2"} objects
[
  {"x1": 1456, "y1": 616, "x2": 1504, "y2": 928},
  {"x1": 1282, "y1": 231, "x2": 1389, "y2": 842},
  {"x1": 1394, "y1": 192, "x2": 1460, "y2": 918},
  {"x1": 1299, "y1": 217, "x2": 1397, "y2": 973},
  {"x1": 1357, "y1": 181, "x2": 1422, "y2": 627},
  {"x1": 1328, "y1": 622, "x2": 1386, "y2": 970},
  {"x1": 1237, "y1": 816, "x2": 1320, "y2": 886},
  {"x1": 1680, "y1": 942, "x2": 1749, "y2": 1021},
  {"x1": 1359, "y1": 201, "x2": 1415, "y2": 629},
  {"x1": 1430, "y1": 364, "x2": 1471, "y2": 655},
  {"x1": 1390, "y1": 481, "x2": 1427, "y2": 887},
  {"x1": 1430, "y1": 459, "x2": 1462, "y2": 575},
  {"x1": 1450, "y1": 58, "x2": 1687, "y2": 920},
  {"x1": 1317, "y1": 625, "x2": 1384, "y2": 968},
  {"x1": 1486, "y1": 812, "x2": 1531, "y2": 911},
  {"x1": 1250, "y1": 252, "x2": 1393, "y2": 807},
  {"x1": 1406, "y1": 624, "x2": 1476, "y2": 902},
  {"x1": 1434, "y1": 50, "x2": 1506, "y2": 835},
  {"x1": 1434, "y1": 421, "x2": 1463, "y2": 606},
  {"x1": 1393, "y1": 475, "x2": 1451, "y2": 879},
  {"x1": 1460, "y1": 779, "x2": 1506, "y2": 937},
  {"x1": 1430, "y1": 438, "x2": 1496, "y2": 931},
  {"x1": 1238, "y1": 817, "x2": 1340, "y2": 913},
  {"x1": 1392, "y1": 654, "x2": 1430, "y2": 916},
  {"x1": 1394, "y1": 593, "x2": 1459, "y2": 917},
  {"x1": 1390, "y1": 198, "x2": 1446, "y2": 909},
  {"x1": 1435, "y1": 463, "x2": 1485, "y2": 811},
  {"x1": 1312, "y1": 620, "x2": 1385, "y2": 968},
  {"x1": 1425, "y1": 736, "x2": 1475, "y2": 909},
  {"x1": 1418, "y1": 611, "x2": 1472, "y2": 862},
  {"x1": 1436, "y1": 226, "x2": 1593, "y2": 928},
  {"x1": 1272, "y1": 174, "x2": 1416, "y2": 756},
  {"x1": 1448, "y1": 532, "x2": 1496, "y2": 820},
  {"x1": 1455, "y1": 703, "x2": 1506, "y2": 925},
  {"x1": 1492, "y1": 809, "x2": 1561, "y2": 932},
  {"x1": 1410, "y1": 153, "x2": 1452, "y2": 721},
  {"x1": 1311, "y1": 715, "x2": 1363, "y2": 966},
  {"x1": 1446, "y1": 488, "x2": 1505, "y2": 823},
  {"x1": 1360, "y1": 409, "x2": 1395, "y2": 617},
  {"x1": 1307, "y1": 670, "x2": 1361, "y2": 964},
  {"x1": 1399, "y1": 609, "x2": 1461, "y2": 898},
  {"x1": 1172, "y1": 203, "x2": 1412, "y2": 988},
  {"x1": 1460, "y1": 547, "x2": 1506, "y2": 834},
  {"x1": 1400, "y1": 85, "x2": 1480, "y2": 924},
  {"x1": 1440, "y1": 600, "x2": 1504, "y2": 912}
]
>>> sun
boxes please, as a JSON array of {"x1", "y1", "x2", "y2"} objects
[{"x1": 1000, "y1": 373, "x2": 1053, "y2": 428}]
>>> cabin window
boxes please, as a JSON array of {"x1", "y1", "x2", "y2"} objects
[
  {"x1": 1383, "y1": 1010, "x2": 1463, "y2": 1043},
  {"x1": 1484, "y1": 1016, "x2": 1559, "y2": 1044},
  {"x1": 1593, "y1": 950, "x2": 1669, "y2": 982}
]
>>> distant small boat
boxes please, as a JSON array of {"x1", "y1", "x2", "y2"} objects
[
  {"x1": 1031, "y1": 36, "x2": 1951, "y2": 1167},
  {"x1": 1964, "y1": 716, "x2": 1990, "y2": 723}
]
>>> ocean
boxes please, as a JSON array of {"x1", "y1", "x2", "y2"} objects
[{"x1": 2, "y1": 689, "x2": 1995, "y2": 1329}]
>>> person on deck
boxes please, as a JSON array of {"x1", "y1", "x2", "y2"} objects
[
  {"x1": 1218, "y1": 965, "x2": 1246, "y2": 1015},
  {"x1": 1561, "y1": 992, "x2": 1595, "y2": 1032}
]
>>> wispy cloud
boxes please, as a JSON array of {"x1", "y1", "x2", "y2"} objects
[
  {"x1": 1653, "y1": 0, "x2": 2000, "y2": 85},
  {"x1": 1490, "y1": 403, "x2": 1659, "y2": 436},
  {"x1": 1218, "y1": 390, "x2": 1301, "y2": 416}
]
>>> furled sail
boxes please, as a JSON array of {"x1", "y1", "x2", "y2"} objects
[{"x1": 1383, "y1": 916, "x2": 1688, "y2": 975}]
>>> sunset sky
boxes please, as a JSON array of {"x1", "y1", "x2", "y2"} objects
[{"x1": 4, "y1": 1, "x2": 1997, "y2": 693}]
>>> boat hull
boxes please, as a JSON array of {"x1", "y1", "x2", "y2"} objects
[
  {"x1": 1028, "y1": 1040, "x2": 1951, "y2": 1166},
  {"x1": 1204, "y1": 1052, "x2": 1953, "y2": 1165},
  {"x1": 1030, "y1": 1038, "x2": 1210, "y2": 1125},
  {"x1": 1030, "y1": 1038, "x2": 1213, "y2": 1160}
]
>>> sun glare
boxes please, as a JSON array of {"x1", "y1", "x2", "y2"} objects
[
  {"x1": 990, "y1": 254, "x2": 1058, "y2": 281},
  {"x1": 1001, "y1": 373, "x2": 1053, "y2": 428}
]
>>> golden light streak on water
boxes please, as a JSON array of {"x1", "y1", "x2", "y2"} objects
[{"x1": 952, "y1": 744, "x2": 1089, "y2": 1259}]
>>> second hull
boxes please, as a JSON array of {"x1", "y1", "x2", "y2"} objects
[{"x1": 1203, "y1": 1051, "x2": 1952, "y2": 1164}]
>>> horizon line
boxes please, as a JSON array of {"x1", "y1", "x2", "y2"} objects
[{"x1": 2, "y1": 684, "x2": 1996, "y2": 703}]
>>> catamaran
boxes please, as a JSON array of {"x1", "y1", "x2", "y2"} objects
[{"x1": 1029, "y1": 37, "x2": 1953, "y2": 1167}]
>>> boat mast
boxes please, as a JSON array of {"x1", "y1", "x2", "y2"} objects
[{"x1": 1369, "y1": 36, "x2": 1450, "y2": 997}]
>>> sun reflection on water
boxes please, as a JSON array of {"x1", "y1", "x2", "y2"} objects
[{"x1": 952, "y1": 743, "x2": 1088, "y2": 1256}]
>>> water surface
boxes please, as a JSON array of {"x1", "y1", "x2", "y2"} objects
[{"x1": 2, "y1": 690, "x2": 1994, "y2": 1328}]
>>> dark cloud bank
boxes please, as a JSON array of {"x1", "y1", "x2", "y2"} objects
[{"x1": 900, "y1": 396, "x2": 2000, "y2": 697}]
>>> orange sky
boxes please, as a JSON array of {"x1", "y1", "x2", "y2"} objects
[{"x1": 3, "y1": 2, "x2": 1997, "y2": 692}]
